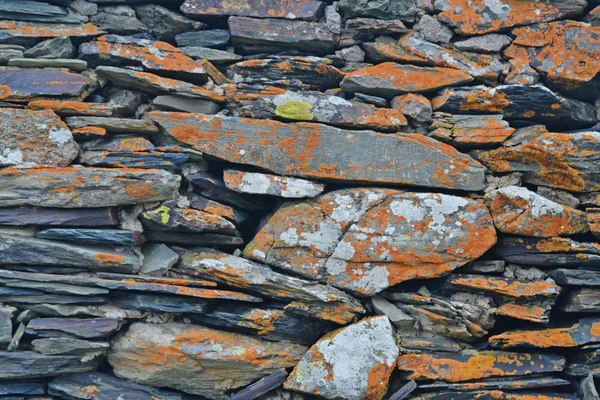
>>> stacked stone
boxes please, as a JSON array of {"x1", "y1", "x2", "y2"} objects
[{"x1": 0, "y1": 0, "x2": 598, "y2": 399}]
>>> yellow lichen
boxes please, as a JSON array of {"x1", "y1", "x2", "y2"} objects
[{"x1": 275, "y1": 100, "x2": 314, "y2": 121}]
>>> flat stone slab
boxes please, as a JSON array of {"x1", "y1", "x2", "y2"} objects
[
  {"x1": 182, "y1": 0, "x2": 325, "y2": 19},
  {"x1": 0, "y1": 21, "x2": 102, "y2": 45},
  {"x1": 0, "y1": 69, "x2": 92, "y2": 102},
  {"x1": 26, "y1": 317, "x2": 122, "y2": 339},
  {"x1": 429, "y1": 112, "x2": 515, "y2": 146},
  {"x1": 140, "y1": 204, "x2": 238, "y2": 235},
  {"x1": 0, "y1": 207, "x2": 118, "y2": 227},
  {"x1": 0, "y1": 108, "x2": 78, "y2": 167},
  {"x1": 28, "y1": 100, "x2": 114, "y2": 117},
  {"x1": 151, "y1": 112, "x2": 487, "y2": 191},
  {"x1": 223, "y1": 170, "x2": 324, "y2": 198},
  {"x1": 0, "y1": 351, "x2": 98, "y2": 379},
  {"x1": 36, "y1": 228, "x2": 145, "y2": 246},
  {"x1": 496, "y1": 237, "x2": 600, "y2": 268}
]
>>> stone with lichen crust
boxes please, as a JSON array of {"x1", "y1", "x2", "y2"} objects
[
  {"x1": 150, "y1": 112, "x2": 486, "y2": 191},
  {"x1": 245, "y1": 188, "x2": 496, "y2": 296},
  {"x1": 181, "y1": 0, "x2": 325, "y2": 20},
  {"x1": 108, "y1": 322, "x2": 307, "y2": 400},
  {"x1": 223, "y1": 170, "x2": 324, "y2": 198},
  {"x1": 285, "y1": 316, "x2": 399, "y2": 400}
]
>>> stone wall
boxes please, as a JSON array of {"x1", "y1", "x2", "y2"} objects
[{"x1": 0, "y1": 0, "x2": 599, "y2": 399}]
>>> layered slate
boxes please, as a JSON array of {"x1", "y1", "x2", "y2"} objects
[
  {"x1": 245, "y1": 188, "x2": 496, "y2": 295},
  {"x1": 181, "y1": 0, "x2": 325, "y2": 19},
  {"x1": 150, "y1": 112, "x2": 487, "y2": 191}
]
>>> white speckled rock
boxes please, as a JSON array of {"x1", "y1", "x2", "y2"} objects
[
  {"x1": 223, "y1": 170, "x2": 325, "y2": 198},
  {"x1": 285, "y1": 316, "x2": 399, "y2": 400}
]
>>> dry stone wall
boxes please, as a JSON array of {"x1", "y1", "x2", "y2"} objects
[{"x1": 0, "y1": 0, "x2": 599, "y2": 399}]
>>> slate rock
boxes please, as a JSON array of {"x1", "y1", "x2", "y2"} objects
[
  {"x1": 151, "y1": 112, "x2": 487, "y2": 191},
  {"x1": 371, "y1": 296, "x2": 414, "y2": 329},
  {"x1": 6, "y1": 57, "x2": 87, "y2": 71},
  {"x1": 79, "y1": 35, "x2": 207, "y2": 83},
  {"x1": 32, "y1": 338, "x2": 109, "y2": 356},
  {"x1": 153, "y1": 95, "x2": 221, "y2": 114},
  {"x1": 417, "y1": 377, "x2": 570, "y2": 392},
  {"x1": 448, "y1": 274, "x2": 561, "y2": 300},
  {"x1": 111, "y1": 292, "x2": 209, "y2": 315},
  {"x1": 340, "y1": 62, "x2": 473, "y2": 97},
  {"x1": 414, "y1": 14, "x2": 453, "y2": 43},
  {"x1": 228, "y1": 57, "x2": 343, "y2": 91},
  {"x1": 0, "y1": 208, "x2": 118, "y2": 227},
  {"x1": 79, "y1": 150, "x2": 190, "y2": 170},
  {"x1": 182, "y1": 0, "x2": 325, "y2": 19},
  {"x1": 223, "y1": 170, "x2": 324, "y2": 198},
  {"x1": 227, "y1": 84, "x2": 407, "y2": 131},
  {"x1": 434, "y1": 0, "x2": 586, "y2": 35},
  {"x1": 0, "y1": 234, "x2": 141, "y2": 272},
  {"x1": 175, "y1": 29, "x2": 230, "y2": 48},
  {"x1": 490, "y1": 318, "x2": 600, "y2": 349},
  {"x1": 96, "y1": 66, "x2": 224, "y2": 102},
  {"x1": 0, "y1": 351, "x2": 98, "y2": 379},
  {"x1": 496, "y1": 237, "x2": 600, "y2": 268},
  {"x1": 362, "y1": 34, "x2": 504, "y2": 82},
  {"x1": 433, "y1": 85, "x2": 598, "y2": 130},
  {"x1": 412, "y1": 391, "x2": 578, "y2": 400},
  {"x1": 0, "y1": 306, "x2": 14, "y2": 344},
  {"x1": 230, "y1": 370, "x2": 289, "y2": 400},
  {"x1": 429, "y1": 112, "x2": 514, "y2": 146},
  {"x1": 143, "y1": 231, "x2": 244, "y2": 247},
  {"x1": 179, "y1": 46, "x2": 242, "y2": 63},
  {"x1": 65, "y1": 116, "x2": 159, "y2": 134},
  {"x1": 141, "y1": 204, "x2": 238, "y2": 235},
  {"x1": 0, "y1": 0, "x2": 80, "y2": 23},
  {"x1": 28, "y1": 100, "x2": 114, "y2": 117},
  {"x1": 0, "y1": 108, "x2": 78, "y2": 167},
  {"x1": 108, "y1": 322, "x2": 307, "y2": 399},
  {"x1": 505, "y1": 21, "x2": 600, "y2": 100},
  {"x1": 36, "y1": 228, "x2": 144, "y2": 246},
  {"x1": 562, "y1": 288, "x2": 600, "y2": 313},
  {"x1": 398, "y1": 350, "x2": 565, "y2": 382},
  {"x1": 175, "y1": 248, "x2": 364, "y2": 324},
  {"x1": 549, "y1": 269, "x2": 600, "y2": 287},
  {"x1": 0, "y1": 167, "x2": 179, "y2": 207},
  {"x1": 285, "y1": 316, "x2": 398, "y2": 400},
  {"x1": 188, "y1": 194, "x2": 249, "y2": 224},
  {"x1": 26, "y1": 317, "x2": 122, "y2": 339},
  {"x1": 392, "y1": 93, "x2": 432, "y2": 123},
  {"x1": 474, "y1": 131, "x2": 600, "y2": 192},
  {"x1": 135, "y1": 4, "x2": 204, "y2": 42},
  {"x1": 140, "y1": 243, "x2": 178, "y2": 276},
  {"x1": 245, "y1": 189, "x2": 496, "y2": 296},
  {"x1": 484, "y1": 186, "x2": 589, "y2": 237},
  {"x1": 0, "y1": 382, "x2": 44, "y2": 396},
  {"x1": 49, "y1": 372, "x2": 184, "y2": 400},
  {"x1": 0, "y1": 69, "x2": 92, "y2": 101},
  {"x1": 338, "y1": 0, "x2": 418, "y2": 22},
  {"x1": 340, "y1": 18, "x2": 407, "y2": 47},
  {"x1": 505, "y1": 59, "x2": 540, "y2": 86},
  {"x1": 6, "y1": 322, "x2": 24, "y2": 351},
  {"x1": 80, "y1": 136, "x2": 154, "y2": 152},
  {"x1": 23, "y1": 36, "x2": 74, "y2": 59},
  {"x1": 0, "y1": 21, "x2": 102, "y2": 45},
  {"x1": 229, "y1": 16, "x2": 337, "y2": 55},
  {"x1": 454, "y1": 34, "x2": 512, "y2": 54},
  {"x1": 89, "y1": 10, "x2": 147, "y2": 35}
]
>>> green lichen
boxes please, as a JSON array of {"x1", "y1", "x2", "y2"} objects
[
  {"x1": 145, "y1": 205, "x2": 171, "y2": 224},
  {"x1": 275, "y1": 100, "x2": 314, "y2": 121}
]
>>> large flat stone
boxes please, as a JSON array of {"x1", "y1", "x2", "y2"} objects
[
  {"x1": 223, "y1": 169, "x2": 325, "y2": 198},
  {"x1": 0, "y1": 69, "x2": 92, "y2": 102},
  {"x1": 150, "y1": 112, "x2": 487, "y2": 191},
  {"x1": 0, "y1": 0, "x2": 80, "y2": 23},
  {"x1": 0, "y1": 21, "x2": 102, "y2": 45},
  {"x1": 0, "y1": 108, "x2": 78, "y2": 167},
  {"x1": 429, "y1": 112, "x2": 515, "y2": 146},
  {"x1": 182, "y1": 0, "x2": 325, "y2": 19},
  {"x1": 108, "y1": 322, "x2": 307, "y2": 399},
  {"x1": 245, "y1": 189, "x2": 496, "y2": 296},
  {"x1": 0, "y1": 207, "x2": 118, "y2": 227},
  {"x1": 338, "y1": 0, "x2": 418, "y2": 22},
  {"x1": 285, "y1": 316, "x2": 399, "y2": 400},
  {"x1": 0, "y1": 167, "x2": 179, "y2": 207},
  {"x1": 496, "y1": 237, "x2": 600, "y2": 268},
  {"x1": 0, "y1": 351, "x2": 98, "y2": 379}
]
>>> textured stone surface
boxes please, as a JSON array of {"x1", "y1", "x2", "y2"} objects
[
  {"x1": 0, "y1": 351, "x2": 98, "y2": 379},
  {"x1": 182, "y1": 0, "x2": 325, "y2": 19},
  {"x1": 28, "y1": 100, "x2": 114, "y2": 117},
  {"x1": 430, "y1": 113, "x2": 514, "y2": 146},
  {"x1": 245, "y1": 189, "x2": 496, "y2": 295},
  {"x1": 108, "y1": 322, "x2": 307, "y2": 399},
  {"x1": 454, "y1": 34, "x2": 512, "y2": 53},
  {"x1": 485, "y1": 186, "x2": 589, "y2": 237},
  {"x1": 0, "y1": 69, "x2": 92, "y2": 102},
  {"x1": 0, "y1": 21, "x2": 102, "y2": 44},
  {"x1": 151, "y1": 112, "x2": 487, "y2": 191},
  {"x1": 0, "y1": 108, "x2": 78, "y2": 167},
  {"x1": 223, "y1": 170, "x2": 324, "y2": 198},
  {"x1": 339, "y1": 0, "x2": 418, "y2": 22},
  {"x1": 285, "y1": 316, "x2": 399, "y2": 400},
  {"x1": 141, "y1": 204, "x2": 238, "y2": 235}
]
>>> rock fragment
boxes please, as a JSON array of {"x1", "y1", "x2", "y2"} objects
[
  {"x1": 339, "y1": 0, "x2": 418, "y2": 22},
  {"x1": 224, "y1": 170, "x2": 324, "y2": 198},
  {"x1": 429, "y1": 112, "x2": 514, "y2": 146},
  {"x1": 0, "y1": 69, "x2": 92, "y2": 102},
  {"x1": 181, "y1": 0, "x2": 325, "y2": 20}
]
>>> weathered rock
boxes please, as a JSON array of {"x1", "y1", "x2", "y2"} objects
[
  {"x1": 0, "y1": 69, "x2": 93, "y2": 102},
  {"x1": 179, "y1": 46, "x2": 241, "y2": 63},
  {"x1": 418, "y1": 377, "x2": 571, "y2": 392},
  {"x1": 0, "y1": 167, "x2": 179, "y2": 207},
  {"x1": 340, "y1": 62, "x2": 473, "y2": 97},
  {"x1": 96, "y1": 66, "x2": 224, "y2": 102},
  {"x1": 434, "y1": 0, "x2": 587, "y2": 35},
  {"x1": 141, "y1": 203, "x2": 237, "y2": 235},
  {"x1": 562, "y1": 288, "x2": 600, "y2": 313},
  {"x1": 36, "y1": 228, "x2": 144, "y2": 246},
  {"x1": 490, "y1": 318, "x2": 600, "y2": 349},
  {"x1": 0, "y1": 108, "x2": 78, "y2": 167},
  {"x1": 175, "y1": 249, "x2": 364, "y2": 324},
  {"x1": 23, "y1": 36, "x2": 74, "y2": 59},
  {"x1": 151, "y1": 112, "x2": 487, "y2": 191},
  {"x1": 245, "y1": 189, "x2": 496, "y2": 296},
  {"x1": 26, "y1": 317, "x2": 122, "y2": 339},
  {"x1": 7, "y1": 57, "x2": 87, "y2": 71},
  {"x1": 505, "y1": 58, "x2": 540, "y2": 86},
  {"x1": 454, "y1": 34, "x2": 512, "y2": 53},
  {"x1": 79, "y1": 35, "x2": 207, "y2": 83},
  {"x1": 135, "y1": 4, "x2": 204, "y2": 43},
  {"x1": 429, "y1": 112, "x2": 514, "y2": 146},
  {"x1": 0, "y1": 21, "x2": 102, "y2": 45},
  {"x1": 0, "y1": 233, "x2": 141, "y2": 272},
  {"x1": 228, "y1": 58, "x2": 343, "y2": 91},
  {"x1": 6, "y1": 280, "x2": 109, "y2": 296},
  {"x1": 144, "y1": 231, "x2": 244, "y2": 247},
  {"x1": 111, "y1": 292, "x2": 209, "y2": 315},
  {"x1": 339, "y1": 0, "x2": 418, "y2": 22},
  {"x1": 448, "y1": 274, "x2": 560, "y2": 300},
  {"x1": 397, "y1": 336, "x2": 467, "y2": 353},
  {"x1": 397, "y1": 350, "x2": 565, "y2": 382},
  {"x1": 140, "y1": 243, "x2": 178, "y2": 276},
  {"x1": 175, "y1": 29, "x2": 230, "y2": 48},
  {"x1": 412, "y1": 391, "x2": 578, "y2": 400},
  {"x1": 108, "y1": 322, "x2": 307, "y2": 399},
  {"x1": 474, "y1": 131, "x2": 600, "y2": 192},
  {"x1": 72, "y1": 126, "x2": 107, "y2": 140},
  {"x1": 484, "y1": 186, "x2": 589, "y2": 237},
  {"x1": 80, "y1": 136, "x2": 154, "y2": 152},
  {"x1": 337, "y1": 45, "x2": 365, "y2": 62},
  {"x1": 49, "y1": 372, "x2": 184, "y2": 400},
  {"x1": 496, "y1": 237, "x2": 600, "y2": 268},
  {"x1": 65, "y1": 116, "x2": 159, "y2": 134},
  {"x1": 0, "y1": 351, "x2": 98, "y2": 379},
  {"x1": 371, "y1": 296, "x2": 414, "y2": 329},
  {"x1": 0, "y1": 207, "x2": 118, "y2": 227},
  {"x1": 0, "y1": 294, "x2": 106, "y2": 305},
  {"x1": 223, "y1": 170, "x2": 324, "y2": 198},
  {"x1": 340, "y1": 18, "x2": 407, "y2": 47},
  {"x1": 89, "y1": 9, "x2": 147, "y2": 35},
  {"x1": 392, "y1": 93, "x2": 432, "y2": 123},
  {"x1": 434, "y1": 85, "x2": 597, "y2": 130},
  {"x1": 549, "y1": 269, "x2": 600, "y2": 286},
  {"x1": 182, "y1": 0, "x2": 325, "y2": 20},
  {"x1": 79, "y1": 150, "x2": 190, "y2": 170},
  {"x1": 0, "y1": 306, "x2": 14, "y2": 344},
  {"x1": 28, "y1": 100, "x2": 114, "y2": 117},
  {"x1": 0, "y1": 382, "x2": 44, "y2": 396},
  {"x1": 362, "y1": 34, "x2": 504, "y2": 82},
  {"x1": 188, "y1": 194, "x2": 248, "y2": 224},
  {"x1": 229, "y1": 17, "x2": 336, "y2": 55},
  {"x1": 285, "y1": 316, "x2": 399, "y2": 400},
  {"x1": 505, "y1": 21, "x2": 600, "y2": 100},
  {"x1": 0, "y1": 0, "x2": 80, "y2": 23},
  {"x1": 414, "y1": 14, "x2": 453, "y2": 43},
  {"x1": 153, "y1": 95, "x2": 221, "y2": 114},
  {"x1": 227, "y1": 85, "x2": 407, "y2": 131}
]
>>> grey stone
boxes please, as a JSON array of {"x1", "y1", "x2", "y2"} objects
[
  {"x1": 414, "y1": 14, "x2": 453, "y2": 43},
  {"x1": 90, "y1": 10, "x2": 147, "y2": 34},
  {"x1": 223, "y1": 170, "x2": 325, "y2": 198},
  {"x1": 23, "y1": 36, "x2": 75, "y2": 59},
  {"x1": 454, "y1": 33, "x2": 512, "y2": 53},
  {"x1": 391, "y1": 93, "x2": 432, "y2": 123},
  {"x1": 340, "y1": 17, "x2": 407, "y2": 47},
  {"x1": 338, "y1": 0, "x2": 418, "y2": 22},
  {"x1": 336, "y1": 45, "x2": 365, "y2": 62},
  {"x1": 7, "y1": 57, "x2": 87, "y2": 71},
  {"x1": 0, "y1": 0, "x2": 81, "y2": 23},
  {"x1": 153, "y1": 95, "x2": 221, "y2": 114},
  {"x1": 0, "y1": 306, "x2": 15, "y2": 344},
  {"x1": 580, "y1": 373, "x2": 600, "y2": 400},
  {"x1": 353, "y1": 92, "x2": 387, "y2": 107},
  {"x1": 65, "y1": 116, "x2": 159, "y2": 134},
  {"x1": 106, "y1": 90, "x2": 148, "y2": 117},
  {"x1": 505, "y1": 59, "x2": 540, "y2": 86},
  {"x1": 537, "y1": 186, "x2": 581, "y2": 208},
  {"x1": 180, "y1": 0, "x2": 326, "y2": 20},
  {"x1": 179, "y1": 46, "x2": 242, "y2": 63},
  {"x1": 0, "y1": 49, "x2": 22, "y2": 65},
  {"x1": 7, "y1": 322, "x2": 25, "y2": 352},
  {"x1": 135, "y1": 4, "x2": 205, "y2": 43},
  {"x1": 371, "y1": 296, "x2": 414, "y2": 329},
  {"x1": 140, "y1": 244, "x2": 179, "y2": 276},
  {"x1": 324, "y1": 5, "x2": 342, "y2": 34},
  {"x1": 69, "y1": 0, "x2": 98, "y2": 16},
  {"x1": 175, "y1": 29, "x2": 230, "y2": 48},
  {"x1": 485, "y1": 173, "x2": 523, "y2": 193},
  {"x1": 32, "y1": 338, "x2": 109, "y2": 356}
]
